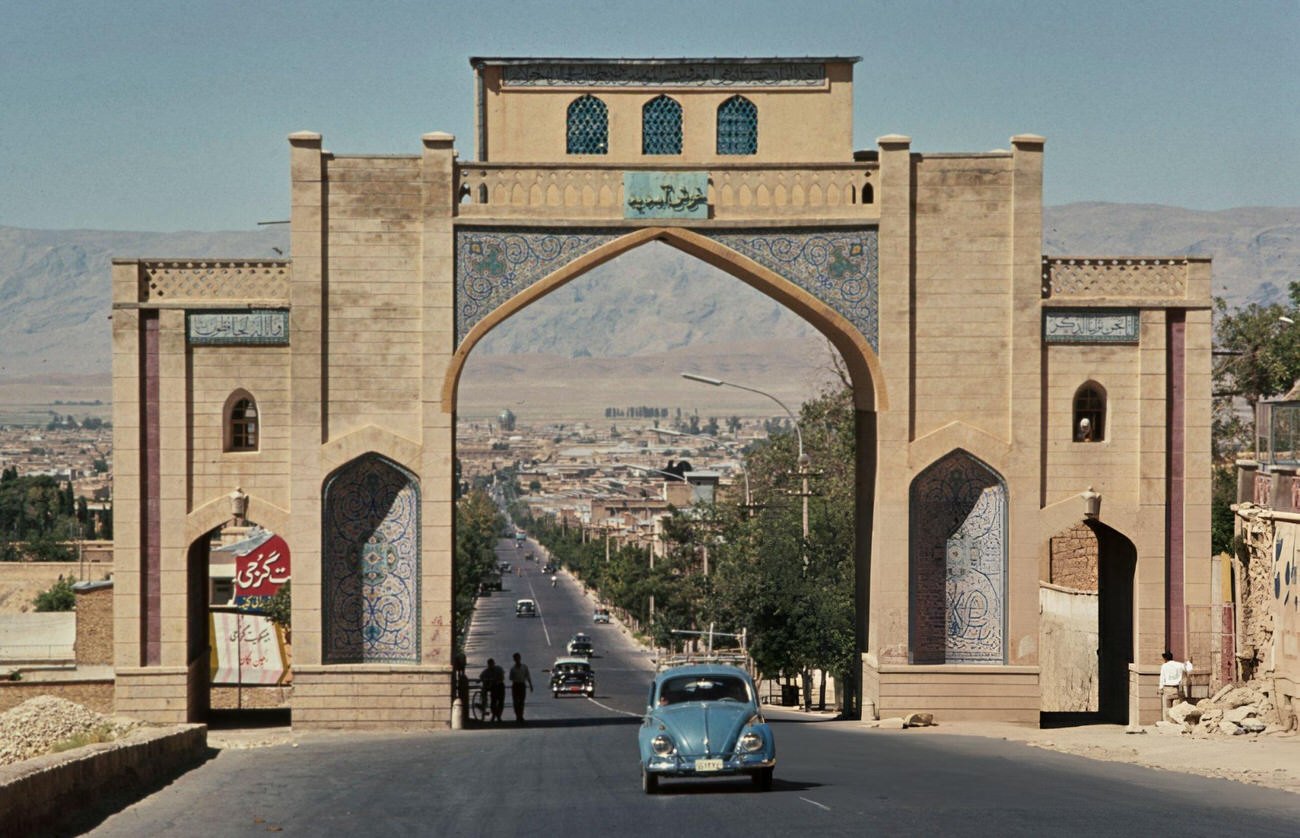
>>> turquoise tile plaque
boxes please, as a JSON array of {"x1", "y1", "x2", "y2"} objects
[{"x1": 623, "y1": 172, "x2": 709, "y2": 219}]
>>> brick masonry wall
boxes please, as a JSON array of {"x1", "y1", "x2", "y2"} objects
[
  {"x1": 0, "y1": 681, "x2": 114, "y2": 714},
  {"x1": 74, "y1": 587, "x2": 113, "y2": 665},
  {"x1": 1048, "y1": 522, "x2": 1099, "y2": 591}
]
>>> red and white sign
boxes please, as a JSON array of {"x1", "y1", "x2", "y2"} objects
[
  {"x1": 210, "y1": 611, "x2": 286, "y2": 685},
  {"x1": 234, "y1": 533, "x2": 291, "y2": 599}
]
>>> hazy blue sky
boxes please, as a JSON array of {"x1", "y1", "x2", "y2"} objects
[{"x1": 2, "y1": 0, "x2": 1296, "y2": 231}]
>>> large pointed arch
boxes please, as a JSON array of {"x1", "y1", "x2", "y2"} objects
[{"x1": 441, "y1": 226, "x2": 885, "y2": 412}]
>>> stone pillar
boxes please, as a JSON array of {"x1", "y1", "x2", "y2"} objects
[
  {"x1": 866, "y1": 134, "x2": 913, "y2": 691},
  {"x1": 287, "y1": 131, "x2": 325, "y2": 668},
  {"x1": 1236, "y1": 460, "x2": 1259, "y2": 505},
  {"x1": 421, "y1": 131, "x2": 458, "y2": 723},
  {"x1": 1008, "y1": 135, "x2": 1045, "y2": 672}
]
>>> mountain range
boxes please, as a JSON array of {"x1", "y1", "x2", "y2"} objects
[{"x1": 1, "y1": 203, "x2": 1297, "y2": 416}]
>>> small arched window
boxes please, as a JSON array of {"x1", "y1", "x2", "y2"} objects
[
  {"x1": 566, "y1": 95, "x2": 608, "y2": 155},
  {"x1": 1073, "y1": 383, "x2": 1105, "y2": 442},
  {"x1": 716, "y1": 95, "x2": 757, "y2": 155},
  {"x1": 226, "y1": 393, "x2": 259, "y2": 452},
  {"x1": 642, "y1": 95, "x2": 682, "y2": 155}
]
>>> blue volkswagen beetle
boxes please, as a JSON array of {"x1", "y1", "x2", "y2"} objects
[{"x1": 638, "y1": 663, "x2": 775, "y2": 793}]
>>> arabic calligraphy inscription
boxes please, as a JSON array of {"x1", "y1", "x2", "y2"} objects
[{"x1": 623, "y1": 172, "x2": 709, "y2": 219}]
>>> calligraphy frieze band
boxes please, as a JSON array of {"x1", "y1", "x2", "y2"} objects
[
  {"x1": 624, "y1": 172, "x2": 709, "y2": 219},
  {"x1": 1042, "y1": 309, "x2": 1140, "y2": 344},
  {"x1": 502, "y1": 62, "x2": 826, "y2": 88},
  {"x1": 187, "y1": 309, "x2": 290, "y2": 345}
]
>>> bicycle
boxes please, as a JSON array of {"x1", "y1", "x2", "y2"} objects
[{"x1": 468, "y1": 680, "x2": 489, "y2": 723}]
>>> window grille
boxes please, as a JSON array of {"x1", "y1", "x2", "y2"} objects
[
  {"x1": 716, "y1": 95, "x2": 757, "y2": 155},
  {"x1": 642, "y1": 95, "x2": 682, "y2": 155},
  {"x1": 566, "y1": 95, "x2": 608, "y2": 155}
]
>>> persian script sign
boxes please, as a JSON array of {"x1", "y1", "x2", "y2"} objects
[
  {"x1": 624, "y1": 172, "x2": 709, "y2": 219},
  {"x1": 1042, "y1": 309, "x2": 1140, "y2": 344},
  {"x1": 210, "y1": 611, "x2": 287, "y2": 685},
  {"x1": 502, "y1": 62, "x2": 826, "y2": 88},
  {"x1": 187, "y1": 309, "x2": 289, "y2": 345}
]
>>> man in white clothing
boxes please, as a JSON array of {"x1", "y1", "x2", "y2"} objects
[{"x1": 1159, "y1": 651, "x2": 1193, "y2": 721}]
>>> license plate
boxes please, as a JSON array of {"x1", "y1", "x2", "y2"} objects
[
  {"x1": 568, "y1": 686, "x2": 580, "y2": 691},
  {"x1": 695, "y1": 759, "x2": 723, "y2": 772}
]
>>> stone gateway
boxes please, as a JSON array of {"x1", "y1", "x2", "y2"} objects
[{"x1": 112, "y1": 57, "x2": 1211, "y2": 729}]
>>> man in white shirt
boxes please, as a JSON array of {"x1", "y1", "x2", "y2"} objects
[{"x1": 1159, "y1": 651, "x2": 1193, "y2": 721}]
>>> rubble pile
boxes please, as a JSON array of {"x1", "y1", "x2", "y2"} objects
[
  {"x1": 1164, "y1": 682, "x2": 1289, "y2": 737},
  {"x1": 0, "y1": 695, "x2": 140, "y2": 766}
]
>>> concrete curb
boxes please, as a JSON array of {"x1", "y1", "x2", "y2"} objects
[{"x1": 0, "y1": 723, "x2": 208, "y2": 835}]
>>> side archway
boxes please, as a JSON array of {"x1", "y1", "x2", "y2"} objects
[
  {"x1": 909, "y1": 450, "x2": 1008, "y2": 665},
  {"x1": 321, "y1": 454, "x2": 421, "y2": 665}
]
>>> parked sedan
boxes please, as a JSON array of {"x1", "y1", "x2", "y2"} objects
[
  {"x1": 637, "y1": 664, "x2": 775, "y2": 794},
  {"x1": 548, "y1": 657, "x2": 595, "y2": 698}
]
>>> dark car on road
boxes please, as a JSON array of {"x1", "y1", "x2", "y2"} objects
[
  {"x1": 548, "y1": 657, "x2": 595, "y2": 697},
  {"x1": 542, "y1": 562, "x2": 558, "y2": 574},
  {"x1": 479, "y1": 571, "x2": 502, "y2": 593},
  {"x1": 566, "y1": 633, "x2": 594, "y2": 658}
]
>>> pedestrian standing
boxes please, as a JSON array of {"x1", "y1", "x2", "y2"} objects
[
  {"x1": 480, "y1": 657, "x2": 506, "y2": 722},
  {"x1": 509, "y1": 652, "x2": 533, "y2": 723},
  {"x1": 1159, "y1": 651, "x2": 1193, "y2": 721}
]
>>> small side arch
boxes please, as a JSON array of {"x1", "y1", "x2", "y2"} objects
[
  {"x1": 909, "y1": 449, "x2": 1008, "y2": 665},
  {"x1": 1073, "y1": 381, "x2": 1107, "y2": 442},
  {"x1": 222, "y1": 389, "x2": 259, "y2": 452}
]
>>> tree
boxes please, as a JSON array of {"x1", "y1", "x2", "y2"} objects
[
  {"x1": 260, "y1": 581, "x2": 291, "y2": 628},
  {"x1": 34, "y1": 576, "x2": 76, "y2": 611},
  {"x1": 1212, "y1": 290, "x2": 1300, "y2": 456}
]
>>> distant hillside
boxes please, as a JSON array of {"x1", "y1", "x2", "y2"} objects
[
  {"x1": 0, "y1": 204, "x2": 1296, "y2": 399},
  {"x1": 1043, "y1": 204, "x2": 1300, "y2": 307},
  {"x1": 0, "y1": 226, "x2": 288, "y2": 380}
]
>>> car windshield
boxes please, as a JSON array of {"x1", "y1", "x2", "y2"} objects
[
  {"x1": 557, "y1": 663, "x2": 589, "y2": 674},
  {"x1": 658, "y1": 674, "x2": 749, "y2": 705}
]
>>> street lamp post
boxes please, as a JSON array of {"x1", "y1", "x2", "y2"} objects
[{"x1": 681, "y1": 373, "x2": 810, "y2": 541}]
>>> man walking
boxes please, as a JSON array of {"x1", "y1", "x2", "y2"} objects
[
  {"x1": 480, "y1": 657, "x2": 506, "y2": 722},
  {"x1": 509, "y1": 652, "x2": 533, "y2": 723},
  {"x1": 1159, "y1": 651, "x2": 1193, "y2": 721}
]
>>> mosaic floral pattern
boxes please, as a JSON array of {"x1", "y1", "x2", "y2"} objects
[
  {"x1": 455, "y1": 228, "x2": 879, "y2": 352},
  {"x1": 705, "y1": 230, "x2": 879, "y2": 351},
  {"x1": 909, "y1": 451, "x2": 1007, "y2": 664},
  {"x1": 322, "y1": 455, "x2": 421, "y2": 664},
  {"x1": 456, "y1": 229, "x2": 622, "y2": 342}
]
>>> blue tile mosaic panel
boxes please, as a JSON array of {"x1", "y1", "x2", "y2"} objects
[
  {"x1": 704, "y1": 230, "x2": 879, "y2": 352},
  {"x1": 322, "y1": 455, "x2": 421, "y2": 664},
  {"x1": 717, "y1": 95, "x2": 757, "y2": 155},
  {"x1": 624, "y1": 172, "x2": 709, "y2": 219},
  {"x1": 455, "y1": 229, "x2": 622, "y2": 342},
  {"x1": 187, "y1": 310, "x2": 289, "y2": 345},
  {"x1": 566, "y1": 95, "x2": 608, "y2": 155},
  {"x1": 909, "y1": 451, "x2": 1007, "y2": 664},
  {"x1": 642, "y1": 95, "x2": 682, "y2": 155},
  {"x1": 1043, "y1": 309, "x2": 1140, "y2": 343},
  {"x1": 503, "y1": 61, "x2": 826, "y2": 88}
]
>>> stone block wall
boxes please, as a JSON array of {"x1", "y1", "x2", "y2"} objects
[
  {"x1": 1048, "y1": 522, "x2": 1099, "y2": 591},
  {"x1": 74, "y1": 586, "x2": 112, "y2": 666}
]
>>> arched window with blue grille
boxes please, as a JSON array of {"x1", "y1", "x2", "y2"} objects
[
  {"x1": 716, "y1": 95, "x2": 757, "y2": 155},
  {"x1": 642, "y1": 95, "x2": 682, "y2": 155},
  {"x1": 566, "y1": 95, "x2": 608, "y2": 155}
]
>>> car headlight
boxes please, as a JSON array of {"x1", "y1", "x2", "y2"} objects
[
  {"x1": 739, "y1": 731, "x2": 764, "y2": 752},
  {"x1": 651, "y1": 735, "x2": 675, "y2": 756}
]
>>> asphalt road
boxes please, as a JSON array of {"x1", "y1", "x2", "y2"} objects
[{"x1": 84, "y1": 538, "x2": 1300, "y2": 837}]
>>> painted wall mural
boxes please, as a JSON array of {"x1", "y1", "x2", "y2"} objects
[
  {"x1": 454, "y1": 227, "x2": 879, "y2": 351},
  {"x1": 322, "y1": 455, "x2": 421, "y2": 664},
  {"x1": 909, "y1": 450, "x2": 1007, "y2": 664}
]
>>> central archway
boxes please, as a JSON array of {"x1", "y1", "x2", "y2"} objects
[{"x1": 442, "y1": 226, "x2": 884, "y2": 714}]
